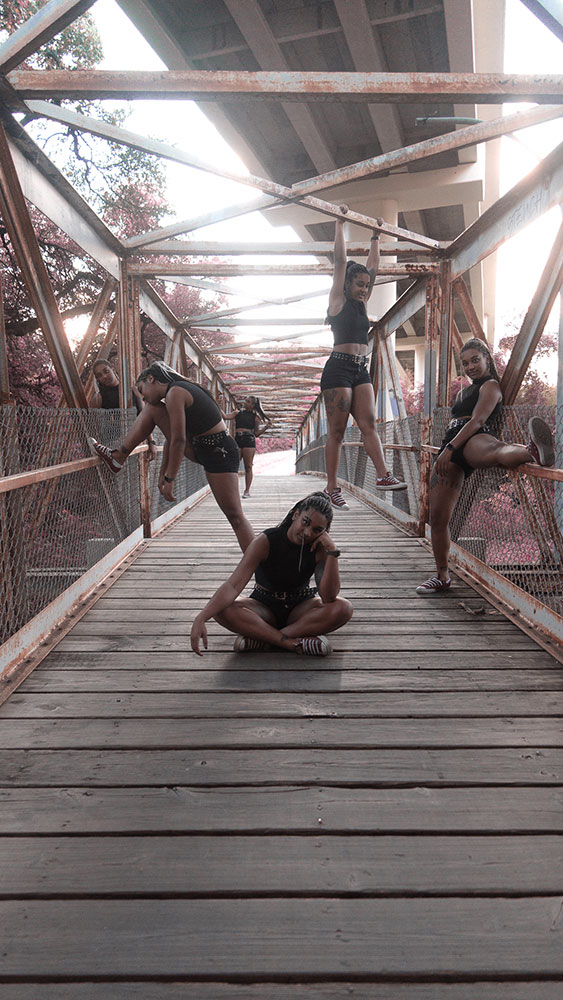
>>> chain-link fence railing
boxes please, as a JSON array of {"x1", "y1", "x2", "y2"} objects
[{"x1": 0, "y1": 405, "x2": 208, "y2": 645}]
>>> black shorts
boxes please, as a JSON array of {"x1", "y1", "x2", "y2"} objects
[
  {"x1": 192, "y1": 431, "x2": 240, "y2": 474},
  {"x1": 249, "y1": 586, "x2": 317, "y2": 629},
  {"x1": 320, "y1": 351, "x2": 372, "y2": 391},
  {"x1": 235, "y1": 431, "x2": 256, "y2": 449},
  {"x1": 437, "y1": 425, "x2": 498, "y2": 479}
]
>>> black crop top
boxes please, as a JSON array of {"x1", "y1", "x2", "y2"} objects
[
  {"x1": 235, "y1": 410, "x2": 256, "y2": 431},
  {"x1": 254, "y1": 525, "x2": 317, "y2": 593},
  {"x1": 327, "y1": 298, "x2": 370, "y2": 347},
  {"x1": 451, "y1": 376, "x2": 502, "y2": 422},
  {"x1": 99, "y1": 383, "x2": 142, "y2": 413},
  {"x1": 165, "y1": 379, "x2": 222, "y2": 437}
]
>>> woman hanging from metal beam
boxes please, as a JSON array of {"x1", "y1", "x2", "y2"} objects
[
  {"x1": 417, "y1": 337, "x2": 555, "y2": 594},
  {"x1": 190, "y1": 491, "x2": 352, "y2": 657},
  {"x1": 87, "y1": 361, "x2": 254, "y2": 551},
  {"x1": 321, "y1": 205, "x2": 406, "y2": 510},
  {"x1": 220, "y1": 395, "x2": 272, "y2": 498}
]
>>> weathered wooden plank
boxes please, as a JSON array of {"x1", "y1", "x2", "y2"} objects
[
  {"x1": 3, "y1": 983, "x2": 562, "y2": 1000},
  {"x1": 2, "y1": 898, "x2": 563, "y2": 977},
  {"x1": 2, "y1": 835, "x2": 561, "y2": 895},
  {"x1": 66, "y1": 620, "x2": 524, "y2": 636},
  {"x1": 37, "y1": 648, "x2": 559, "y2": 669},
  {"x1": 5, "y1": 691, "x2": 561, "y2": 718},
  {"x1": 2, "y1": 717, "x2": 561, "y2": 750},
  {"x1": 19, "y1": 668, "x2": 563, "y2": 692},
  {"x1": 2, "y1": 748, "x2": 562, "y2": 786},
  {"x1": 51, "y1": 633, "x2": 540, "y2": 652},
  {"x1": 2, "y1": 785, "x2": 561, "y2": 834}
]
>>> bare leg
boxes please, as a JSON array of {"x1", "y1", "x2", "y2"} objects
[
  {"x1": 282, "y1": 595, "x2": 353, "y2": 637},
  {"x1": 240, "y1": 447, "x2": 255, "y2": 494},
  {"x1": 205, "y1": 470, "x2": 255, "y2": 552},
  {"x1": 428, "y1": 464, "x2": 464, "y2": 581},
  {"x1": 323, "y1": 387, "x2": 352, "y2": 492},
  {"x1": 350, "y1": 382, "x2": 388, "y2": 478},
  {"x1": 462, "y1": 435, "x2": 533, "y2": 470},
  {"x1": 215, "y1": 598, "x2": 296, "y2": 649},
  {"x1": 109, "y1": 404, "x2": 161, "y2": 464}
]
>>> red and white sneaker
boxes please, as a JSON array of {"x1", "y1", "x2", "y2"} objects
[
  {"x1": 527, "y1": 417, "x2": 554, "y2": 467},
  {"x1": 323, "y1": 486, "x2": 350, "y2": 510},
  {"x1": 376, "y1": 472, "x2": 407, "y2": 490},
  {"x1": 87, "y1": 437, "x2": 122, "y2": 473},
  {"x1": 416, "y1": 576, "x2": 452, "y2": 595},
  {"x1": 233, "y1": 635, "x2": 269, "y2": 653},
  {"x1": 296, "y1": 635, "x2": 332, "y2": 656}
]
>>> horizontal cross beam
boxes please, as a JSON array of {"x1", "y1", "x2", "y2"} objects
[{"x1": 8, "y1": 70, "x2": 563, "y2": 103}]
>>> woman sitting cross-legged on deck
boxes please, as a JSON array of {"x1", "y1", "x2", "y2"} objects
[
  {"x1": 190, "y1": 492, "x2": 353, "y2": 657},
  {"x1": 417, "y1": 337, "x2": 555, "y2": 595}
]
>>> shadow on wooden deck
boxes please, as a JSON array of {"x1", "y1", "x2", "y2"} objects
[{"x1": 1, "y1": 474, "x2": 562, "y2": 996}]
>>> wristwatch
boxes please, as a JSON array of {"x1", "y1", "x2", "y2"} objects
[
  {"x1": 163, "y1": 474, "x2": 175, "y2": 482},
  {"x1": 326, "y1": 549, "x2": 341, "y2": 558}
]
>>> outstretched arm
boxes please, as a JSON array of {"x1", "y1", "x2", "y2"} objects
[
  {"x1": 221, "y1": 409, "x2": 238, "y2": 421},
  {"x1": 365, "y1": 217, "x2": 383, "y2": 301},
  {"x1": 328, "y1": 205, "x2": 349, "y2": 316},
  {"x1": 190, "y1": 534, "x2": 269, "y2": 654},
  {"x1": 313, "y1": 532, "x2": 342, "y2": 603}
]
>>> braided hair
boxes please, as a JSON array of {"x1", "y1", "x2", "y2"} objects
[
  {"x1": 137, "y1": 361, "x2": 217, "y2": 402},
  {"x1": 460, "y1": 338, "x2": 501, "y2": 382},
  {"x1": 278, "y1": 491, "x2": 333, "y2": 534}
]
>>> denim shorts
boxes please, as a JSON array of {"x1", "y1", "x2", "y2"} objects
[
  {"x1": 192, "y1": 431, "x2": 240, "y2": 474},
  {"x1": 320, "y1": 351, "x2": 372, "y2": 391},
  {"x1": 249, "y1": 585, "x2": 318, "y2": 629},
  {"x1": 235, "y1": 431, "x2": 256, "y2": 449},
  {"x1": 437, "y1": 423, "x2": 498, "y2": 479}
]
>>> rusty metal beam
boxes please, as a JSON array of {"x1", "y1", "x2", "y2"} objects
[
  {"x1": 452, "y1": 276, "x2": 487, "y2": 342},
  {"x1": 136, "y1": 240, "x2": 439, "y2": 257},
  {"x1": 0, "y1": 282, "x2": 10, "y2": 403},
  {"x1": 377, "y1": 278, "x2": 428, "y2": 340},
  {"x1": 500, "y1": 220, "x2": 563, "y2": 405},
  {"x1": 129, "y1": 263, "x2": 438, "y2": 278},
  {"x1": 9, "y1": 69, "x2": 563, "y2": 103},
  {"x1": 123, "y1": 195, "x2": 278, "y2": 249},
  {"x1": 291, "y1": 105, "x2": 563, "y2": 196},
  {"x1": 449, "y1": 140, "x2": 563, "y2": 278},
  {"x1": 0, "y1": 0, "x2": 97, "y2": 73},
  {"x1": 23, "y1": 101, "x2": 439, "y2": 246},
  {"x1": 0, "y1": 122, "x2": 87, "y2": 408}
]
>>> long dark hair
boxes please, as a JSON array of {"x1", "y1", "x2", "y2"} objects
[
  {"x1": 137, "y1": 362, "x2": 217, "y2": 403},
  {"x1": 247, "y1": 395, "x2": 269, "y2": 421},
  {"x1": 279, "y1": 492, "x2": 333, "y2": 534},
  {"x1": 92, "y1": 357, "x2": 118, "y2": 389},
  {"x1": 460, "y1": 338, "x2": 501, "y2": 382}
]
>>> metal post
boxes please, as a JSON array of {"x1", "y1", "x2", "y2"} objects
[
  {"x1": 423, "y1": 274, "x2": 439, "y2": 418},
  {"x1": 437, "y1": 261, "x2": 453, "y2": 408},
  {"x1": 0, "y1": 122, "x2": 87, "y2": 408}
]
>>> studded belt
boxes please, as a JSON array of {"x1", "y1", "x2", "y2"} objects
[
  {"x1": 330, "y1": 351, "x2": 368, "y2": 365},
  {"x1": 254, "y1": 584, "x2": 317, "y2": 602}
]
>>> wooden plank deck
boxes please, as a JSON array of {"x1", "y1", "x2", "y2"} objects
[{"x1": 1, "y1": 473, "x2": 562, "y2": 997}]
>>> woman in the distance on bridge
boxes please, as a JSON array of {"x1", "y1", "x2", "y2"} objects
[
  {"x1": 190, "y1": 491, "x2": 352, "y2": 657},
  {"x1": 88, "y1": 361, "x2": 254, "y2": 552},
  {"x1": 320, "y1": 205, "x2": 406, "y2": 511},
  {"x1": 416, "y1": 337, "x2": 555, "y2": 595},
  {"x1": 221, "y1": 395, "x2": 272, "y2": 498}
]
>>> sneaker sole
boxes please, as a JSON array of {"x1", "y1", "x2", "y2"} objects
[
  {"x1": 87, "y1": 437, "x2": 121, "y2": 473},
  {"x1": 528, "y1": 418, "x2": 554, "y2": 467},
  {"x1": 376, "y1": 483, "x2": 408, "y2": 491}
]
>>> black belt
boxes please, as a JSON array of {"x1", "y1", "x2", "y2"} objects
[
  {"x1": 254, "y1": 584, "x2": 317, "y2": 602},
  {"x1": 330, "y1": 351, "x2": 368, "y2": 365},
  {"x1": 448, "y1": 418, "x2": 493, "y2": 434},
  {"x1": 194, "y1": 431, "x2": 229, "y2": 446}
]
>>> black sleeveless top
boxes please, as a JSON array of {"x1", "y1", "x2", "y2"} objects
[
  {"x1": 99, "y1": 383, "x2": 142, "y2": 413},
  {"x1": 164, "y1": 379, "x2": 222, "y2": 437},
  {"x1": 235, "y1": 410, "x2": 256, "y2": 431},
  {"x1": 255, "y1": 525, "x2": 317, "y2": 593},
  {"x1": 451, "y1": 376, "x2": 502, "y2": 422},
  {"x1": 327, "y1": 298, "x2": 370, "y2": 347}
]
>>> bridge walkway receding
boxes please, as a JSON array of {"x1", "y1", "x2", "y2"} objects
[{"x1": 1, "y1": 473, "x2": 562, "y2": 995}]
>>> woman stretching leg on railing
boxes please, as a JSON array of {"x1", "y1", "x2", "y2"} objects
[
  {"x1": 88, "y1": 362, "x2": 254, "y2": 552},
  {"x1": 417, "y1": 337, "x2": 555, "y2": 594},
  {"x1": 320, "y1": 205, "x2": 406, "y2": 511}
]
